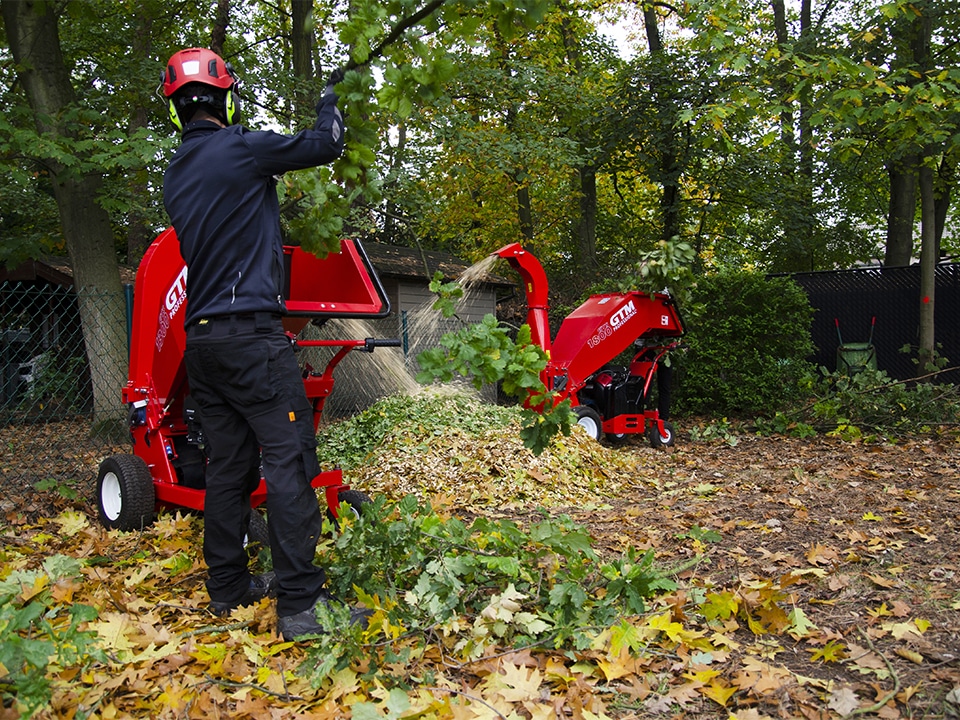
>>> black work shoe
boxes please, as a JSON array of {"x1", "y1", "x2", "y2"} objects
[
  {"x1": 277, "y1": 591, "x2": 373, "y2": 641},
  {"x1": 209, "y1": 572, "x2": 277, "y2": 617}
]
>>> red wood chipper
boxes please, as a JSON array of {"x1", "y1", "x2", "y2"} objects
[
  {"x1": 96, "y1": 228, "x2": 398, "y2": 532},
  {"x1": 494, "y1": 243, "x2": 684, "y2": 447}
]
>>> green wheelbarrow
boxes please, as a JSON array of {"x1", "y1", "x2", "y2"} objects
[{"x1": 835, "y1": 317, "x2": 877, "y2": 375}]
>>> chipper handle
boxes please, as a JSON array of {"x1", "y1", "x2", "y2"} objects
[{"x1": 362, "y1": 338, "x2": 402, "y2": 352}]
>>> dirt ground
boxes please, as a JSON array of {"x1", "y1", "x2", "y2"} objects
[
  {"x1": 2, "y1": 422, "x2": 959, "y2": 718},
  {"x1": 562, "y1": 431, "x2": 960, "y2": 718}
]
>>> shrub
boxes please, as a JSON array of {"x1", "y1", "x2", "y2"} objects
[
  {"x1": 674, "y1": 271, "x2": 815, "y2": 416},
  {"x1": 759, "y1": 365, "x2": 960, "y2": 439}
]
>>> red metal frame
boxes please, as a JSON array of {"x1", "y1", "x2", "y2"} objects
[
  {"x1": 123, "y1": 228, "x2": 392, "y2": 515},
  {"x1": 493, "y1": 242, "x2": 684, "y2": 438}
]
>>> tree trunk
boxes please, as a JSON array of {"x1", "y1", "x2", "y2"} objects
[
  {"x1": 576, "y1": 167, "x2": 598, "y2": 269},
  {"x1": 884, "y1": 158, "x2": 918, "y2": 266},
  {"x1": 884, "y1": 4, "x2": 931, "y2": 268},
  {"x1": 211, "y1": 0, "x2": 230, "y2": 55},
  {"x1": 125, "y1": 9, "x2": 155, "y2": 264},
  {"x1": 771, "y1": 1, "x2": 795, "y2": 154},
  {"x1": 292, "y1": 0, "x2": 317, "y2": 119},
  {"x1": 517, "y1": 183, "x2": 534, "y2": 242},
  {"x1": 643, "y1": 7, "x2": 682, "y2": 244},
  {"x1": 918, "y1": 163, "x2": 936, "y2": 373},
  {"x1": 796, "y1": 0, "x2": 814, "y2": 233},
  {"x1": 2, "y1": 0, "x2": 127, "y2": 434},
  {"x1": 934, "y1": 156, "x2": 953, "y2": 257},
  {"x1": 558, "y1": 7, "x2": 599, "y2": 270}
]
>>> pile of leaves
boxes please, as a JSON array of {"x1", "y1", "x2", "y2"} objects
[{"x1": 317, "y1": 388, "x2": 641, "y2": 509}]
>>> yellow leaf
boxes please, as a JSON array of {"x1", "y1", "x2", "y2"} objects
[
  {"x1": 157, "y1": 679, "x2": 195, "y2": 712},
  {"x1": 55, "y1": 510, "x2": 89, "y2": 536},
  {"x1": 880, "y1": 621, "x2": 923, "y2": 640},
  {"x1": 700, "y1": 679, "x2": 737, "y2": 707},
  {"x1": 867, "y1": 603, "x2": 892, "y2": 618},
  {"x1": 17, "y1": 575, "x2": 49, "y2": 603},
  {"x1": 868, "y1": 573, "x2": 898, "y2": 589},
  {"x1": 914, "y1": 618, "x2": 930, "y2": 633},
  {"x1": 91, "y1": 613, "x2": 136, "y2": 653},
  {"x1": 809, "y1": 640, "x2": 847, "y2": 663},
  {"x1": 597, "y1": 652, "x2": 634, "y2": 682},
  {"x1": 481, "y1": 661, "x2": 542, "y2": 703},
  {"x1": 806, "y1": 543, "x2": 839, "y2": 565},
  {"x1": 648, "y1": 611, "x2": 709, "y2": 647},
  {"x1": 862, "y1": 511, "x2": 883, "y2": 521},
  {"x1": 684, "y1": 668, "x2": 721, "y2": 684},
  {"x1": 702, "y1": 591, "x2": 739, "y2": 621},
  {"x1": 190, "y1": 642, "x2": 228, "y2": 673},
  {"x1": 894, "y1": 647, "x2": 924, "y2": 664},
  {"x1": 746, "y1": 613, "x2": 766, "y2": 636},
  {"x1": 648, "y1": 611, "x2": 684, "y2": 642}
]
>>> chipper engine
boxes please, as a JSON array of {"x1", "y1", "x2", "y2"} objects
[
  {"x1": 96, "y1": 228, "x2": 398, "y2": 532},
  {"x1": 494, "y1": 243, "x2": 684, "y2": 447}
]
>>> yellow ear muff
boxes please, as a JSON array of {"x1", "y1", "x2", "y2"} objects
[
  {"x1": 168, "y1": 99, "x2": 183, "y2": 131},
  {"x1": 224, "y1": 89, "x2": 240, "y2": 125}
]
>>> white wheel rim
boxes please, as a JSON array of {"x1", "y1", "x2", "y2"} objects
[
  {"x1": 577, "y1": 416, "x2": 599, "y2": 439},
  {"x1": 101, "y1": 471, "x2": 122, "y2": 521}
]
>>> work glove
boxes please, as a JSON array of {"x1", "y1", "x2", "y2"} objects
[{"x1": 322, "y1": 67, "x2": 345, "y2": 97}]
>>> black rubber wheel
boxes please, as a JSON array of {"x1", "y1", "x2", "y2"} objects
[
  {"x1": 573, "y1": 406, "x2": 602, "y2": 441},
  {"x1": 96, "y1": 454, "x2": 155, "y2": 531},
  {"x1": 605, "y1": 431, "x2": 628, "y2": 445},
  {"x1": 246, "y1": 508, "x2": 270, "y2": 548},
  {"x1": 327, "y1": 488, "x2": 372, "y2": 526},
  {"x1": 647, "y1": 421, "x2": 675, "y2": 449}
]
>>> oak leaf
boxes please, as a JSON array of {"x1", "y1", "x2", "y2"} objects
[
  {"x1": 699, "y1": 678, "x2": 737, "y2": 707},
  {"x1": 809, "y1": 640, "x2": 847, "y2": 663},
  {"x1": 480, "y1": 661, "x2": 542, "y2": 703},
  {"x1": 827, "y1": 685, "x2": 861, "y2": 715},
  {"x1": 597, "y1": 651, "x2": 636, "y2": 682},
  {"x1": 91, "y1": 612, "x2": 136, "y2": 653}
]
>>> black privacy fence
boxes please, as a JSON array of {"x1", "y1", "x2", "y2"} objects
[{"x1": 784, "y1": 262, "x2": 960, "y2": 383}]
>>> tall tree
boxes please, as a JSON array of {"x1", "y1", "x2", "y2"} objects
[
  {"x1": 1, "y1": 0, "x2": 127, "y2": 432},
  {"x1": 883, "y1": 3, "x2": 928, "y2": 267}
]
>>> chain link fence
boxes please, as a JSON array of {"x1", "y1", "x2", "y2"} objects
[
  {"x1": 0, "y1": 281, "x2": 465, "y2": 505},
  {"x1": 0, "y1": 283, "x2": 129, "y2": 510}
]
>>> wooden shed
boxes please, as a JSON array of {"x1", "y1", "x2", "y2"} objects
[{"x1": 362, "y1": 242, "x2": 514, "y2": 356}]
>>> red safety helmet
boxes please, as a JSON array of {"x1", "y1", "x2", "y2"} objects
[{"x1": 160, "y1": 48, "x2": 241, "y2": 129}]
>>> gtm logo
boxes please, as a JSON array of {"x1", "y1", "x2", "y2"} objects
[
  {"x1": 609, "y1": 300, "x2": 636, "y2": 328},
  {"x1": 166, "y1": 266, "x2": 188, "y2": 315}
]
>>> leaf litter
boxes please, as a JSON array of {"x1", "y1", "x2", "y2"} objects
[{"x1": 1, "y1": 392, "x2": 959, "y2": 719}]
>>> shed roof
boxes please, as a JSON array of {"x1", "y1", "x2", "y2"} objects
[
  {"x1": 362, "y1": 242, "x2": 513, "y2": 287},
  {"x1": 0, "y1": 243, "x2": 513, "y2": 291},
  {"x1": 0, "y1": 257, "x2": 138, "y2": 287}
]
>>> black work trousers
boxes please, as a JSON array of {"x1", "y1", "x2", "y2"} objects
[{"x1": 184, "y1": 314, "x2": 326, "y2": 617}]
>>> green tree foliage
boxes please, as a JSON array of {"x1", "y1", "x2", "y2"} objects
[
  {"x1": 2, "y1": 0, "x2": 959, "y2": 412},
  {"x1": 674, "y1": 271, "x2": 816, "y2": 416}
]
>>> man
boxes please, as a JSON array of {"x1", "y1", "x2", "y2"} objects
[{"x1": 160, "y1": 47, "x2": 359, "y2": 640}]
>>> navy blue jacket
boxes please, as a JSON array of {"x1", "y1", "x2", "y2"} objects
[{"x1": 163, "y1": 93, "x2": 344, "y2": 326}]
